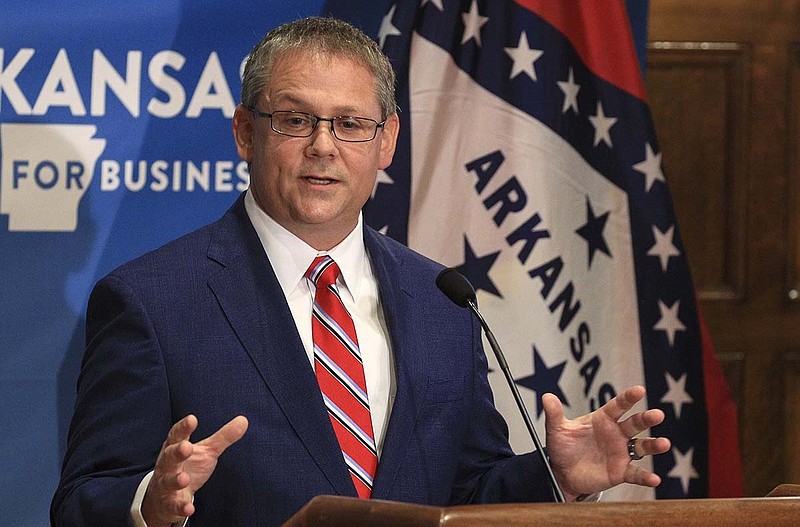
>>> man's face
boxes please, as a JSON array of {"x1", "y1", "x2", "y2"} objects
[{"x1": 233, "y1": 50, "x2": 399, "y2": 249}]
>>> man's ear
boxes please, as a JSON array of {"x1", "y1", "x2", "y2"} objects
[
  {"x1": 232, "y1": 105, "x2": 254, "y2": 162},
  {"x1": 378, "y1": 112, "x2": 400, "y2": 170}
]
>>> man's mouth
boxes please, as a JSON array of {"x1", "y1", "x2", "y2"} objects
[{"x1": 305, "y1": 176, "x2": 336, "y2": 185}]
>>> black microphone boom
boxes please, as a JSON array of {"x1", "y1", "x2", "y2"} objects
[{"x1": 435, "y1": 267, "x2": 566, "y2": 503}]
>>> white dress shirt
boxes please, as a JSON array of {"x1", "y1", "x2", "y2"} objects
[{"x1": 243, "y1": 190, "x2": 396, "y2": 451}]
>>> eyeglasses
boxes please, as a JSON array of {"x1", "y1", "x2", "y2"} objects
[{"x1": 248, "y1": 107, "x2": 386, "y2": 142}]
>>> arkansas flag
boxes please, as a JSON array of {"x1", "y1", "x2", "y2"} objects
[{"x1": 365, "y1": 0, "x2": 743, "y2": 499}]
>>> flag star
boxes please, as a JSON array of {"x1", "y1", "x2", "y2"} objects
[
  {"x1": 653, "y1": 299, "x2": 686, "y2": 347},
  {"x1": 455, "y1": 236, "x2": 503, "y2": 298},
  {"x1": 668, "y1": 447, "x2": 700, "y2": 495},
  {"x1": 504, "y1": 32, "x2": 543, "y2": 81},
  {"x1": 421, "y1": 0, "x2": 445, "y2": 10},
  {"x1": 588, "y1": 101, "x2": 617, "y2": 147},
  {"x1": 557, "y1": 67, "x2": 580, "y2": 113},
  {"x1": 648, "y1": 224, "x2": 681, "y2": 272},
  {"x1": 515, "y1": 346, "x2": 569, "y2": 418},
  {"x1": 661, "y1": 372, "x2": 693, "y2": 419},
  {"x1": 575, "y1": 197, "x2": 612, "y2": 268},
  {"x1": 461, "y1": 0, "x2": 489, "y2": 46},
  {"x1": 633, "y1": 143, "x2": 665, "y2": 192},
  {"x1": 378, "y1": 5, "x2": 402, "y2": 49},
  {"x1": 372, "y1": 169, "x2": 394, "y2": 199}
]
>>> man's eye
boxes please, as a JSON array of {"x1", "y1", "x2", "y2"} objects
[
  {"x1": 286, "y1": 116, "x2": 310, "y2": 127},
  {"x1": 336, "y1": 118, "x2": 363, "y2": 130}
]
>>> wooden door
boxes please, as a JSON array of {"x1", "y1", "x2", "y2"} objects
[{"x1": 647, "y1": 0, "x2": 800, "y2": 496}]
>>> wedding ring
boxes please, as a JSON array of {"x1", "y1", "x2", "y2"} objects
[{"x1": 628, "y1": 438, "x2": 643, "y2": 460}]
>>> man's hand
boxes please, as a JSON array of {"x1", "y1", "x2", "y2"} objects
[
  {"x1": 543, "y1": 385, "x2": 671, "y2": 499},
  {"x1": 141, "y1": 414, "x2": 249, "y2": 527}
]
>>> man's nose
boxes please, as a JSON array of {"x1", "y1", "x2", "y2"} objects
[{"x1": 306, "y1": 120, "x2": 339, "y2": 156}]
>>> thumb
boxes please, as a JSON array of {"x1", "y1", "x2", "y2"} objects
[
  {"x1": 542, "y1": 393, "x2": 565, "y2": 432},
  {"x1": 200, "y1": 415, "x2": 249, "y2": 456}
]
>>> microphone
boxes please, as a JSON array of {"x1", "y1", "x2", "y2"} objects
[{"x1": 436, "y1": 268, "x2": 566, "y2": 503}]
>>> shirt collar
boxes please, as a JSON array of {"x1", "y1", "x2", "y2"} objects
[{"x1": 243, "y1": 189, "x2": 368, "y2": 300}]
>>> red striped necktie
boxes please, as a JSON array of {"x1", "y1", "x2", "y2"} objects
[{"x1": 306, "y1": 255, "x2": 377, "y2": 498}]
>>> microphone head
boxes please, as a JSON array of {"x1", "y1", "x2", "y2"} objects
[{"x1": 435, "y1": 268, "x2": 476, "y2": 308}]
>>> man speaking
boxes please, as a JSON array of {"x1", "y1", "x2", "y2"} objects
[{"x1": 51, "y1": 17, "x2": 669, "y2": 527}]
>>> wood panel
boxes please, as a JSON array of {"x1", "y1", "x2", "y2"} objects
[
  {"x1": 646, "y1": 43, "x2": 748, "y2": 301},
  {"x1": 786, "y1": 352, "x2": 800, "y2": 484},
  {"x1": 647, "y1": 0, "x2": 800, "y2": 496},
  {"x1": 788, "y1": 44, "x2": 800, "y2": 302}
]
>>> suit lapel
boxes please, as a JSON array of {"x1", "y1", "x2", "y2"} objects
[
  {"x1": 363, "y1": 229, "x2": 424, "y2": 499},
  {"x1": 205, "y1": 198, "x2": 355, "y2": 497}
]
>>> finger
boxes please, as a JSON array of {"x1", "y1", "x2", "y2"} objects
[
  {"x1": 160, "y1": 492, "x2": 196, "y2": 519},
  {"x1": 602, "y1": 385, "x2": 646, "y2": 421},
  {"x1": 542, "y1": 393, "x2": 566, "y2": 431},
  {"x1": 627, "y1": 436, "x2": 671, "y2": 462},
  {"x1": 198, "y1": 415, "x2": 249, "y2": 456},
  {"x1": 623, "y1": 463, "x2": 662, "y2": 488},
  {"x1": 637, "y1": 436, "x2": 671, "y2": 457},
  {"x1": 142, "y1": 482, "x2": 195, "y2": 524},
  {"x1": 618, "y1": 408, "x2": 666, "y2": 438},
  {"x1": 158, "y1": 440, "x2": 194, "y2": 478},
  {"x1": 165, "y1": 414, "x2": 198, "y2": 447},
  {"x1": 181, "y1": 501, "x2": 196, "y2": 518},
  {"x1": 155, "y1": 453, "x2": 196, "y2": 493},
  {"x1": 154, "y1": 416, "x2": 198, "y2": 479}
]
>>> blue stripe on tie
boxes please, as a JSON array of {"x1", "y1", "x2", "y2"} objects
[
  {"x1": 327, "y1": 283, "x2": 345, "y2": 305},
  {"x1": 342, "y1": 451, "x2": 374, "y2": 488},
  {"x1": 314, "y1": 344, "x2": 369, "y2": 406},
  {"x1": 322, "y1": 393, "x2": 377, "y2": 453},
  {"x1": 312, "y1": 302, "x2": 361, "y2": 360},
  {"x1": 309, "y1": 256, "x2": 335, "y2": 284}
]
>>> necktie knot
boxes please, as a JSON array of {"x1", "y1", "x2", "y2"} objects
[{"x1": 306, "y1": 255, "x2": 340, "y2": 289}]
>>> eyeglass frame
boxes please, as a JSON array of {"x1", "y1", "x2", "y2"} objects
[{"x1": 247, "y1": 107, "x2": 387, "y2": 143}]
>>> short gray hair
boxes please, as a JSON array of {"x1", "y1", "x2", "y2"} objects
[{"x1": 240, "y1": 17, "x2": 397, "y2": 120}]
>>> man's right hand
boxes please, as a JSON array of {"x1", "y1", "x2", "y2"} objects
[{"x1": 141, "y1": 414, "x2": 249, "y2": 527}]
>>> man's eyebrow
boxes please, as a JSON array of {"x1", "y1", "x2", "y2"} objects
[{"x1": 268, "y1": 94, "x2": 308, "y2": 109}]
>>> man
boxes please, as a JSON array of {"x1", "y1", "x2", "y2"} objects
[{"x1": 51, "y1": 17, "x2": 670, "y2": 527}]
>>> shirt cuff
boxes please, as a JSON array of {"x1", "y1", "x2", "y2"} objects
[
  {"x1": 130, "y1": 471, "x2": 189, "y2": 527},
  {"x1": 575, "y1": 491, "x2": 603, "y2": 502}
]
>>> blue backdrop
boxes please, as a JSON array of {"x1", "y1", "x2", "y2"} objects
[{"x1": 0, "y1": 1, "x2": 645, "y2": 524}]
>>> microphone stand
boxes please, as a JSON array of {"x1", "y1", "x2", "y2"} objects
[{"x1": 467, "y1": 298, "x2": 566, "y2": 503}]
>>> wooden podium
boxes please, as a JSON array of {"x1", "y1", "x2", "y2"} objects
[{"x1": 282, "y1": 485, "x2": 800, "y2": 527}]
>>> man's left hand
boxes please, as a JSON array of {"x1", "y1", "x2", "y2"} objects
[{"x1": 543, "y1": 385, "x2": 671, "y2": 500}]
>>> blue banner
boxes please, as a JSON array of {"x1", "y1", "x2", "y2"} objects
[{"x1": 1, "y1": 2, "x2": 334, "y2": 524}]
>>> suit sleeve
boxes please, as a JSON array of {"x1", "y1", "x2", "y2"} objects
[
  {"x1": 448, "y1": 313, "x2": 556, "y2": 505},
  {"x1": 51, "y1": 274, "x2": 174, "y2": 526}
]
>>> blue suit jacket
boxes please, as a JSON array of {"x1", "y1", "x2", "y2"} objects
[{"x1": 52, "y1": 196, "x2": 553, "y2": 526}]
